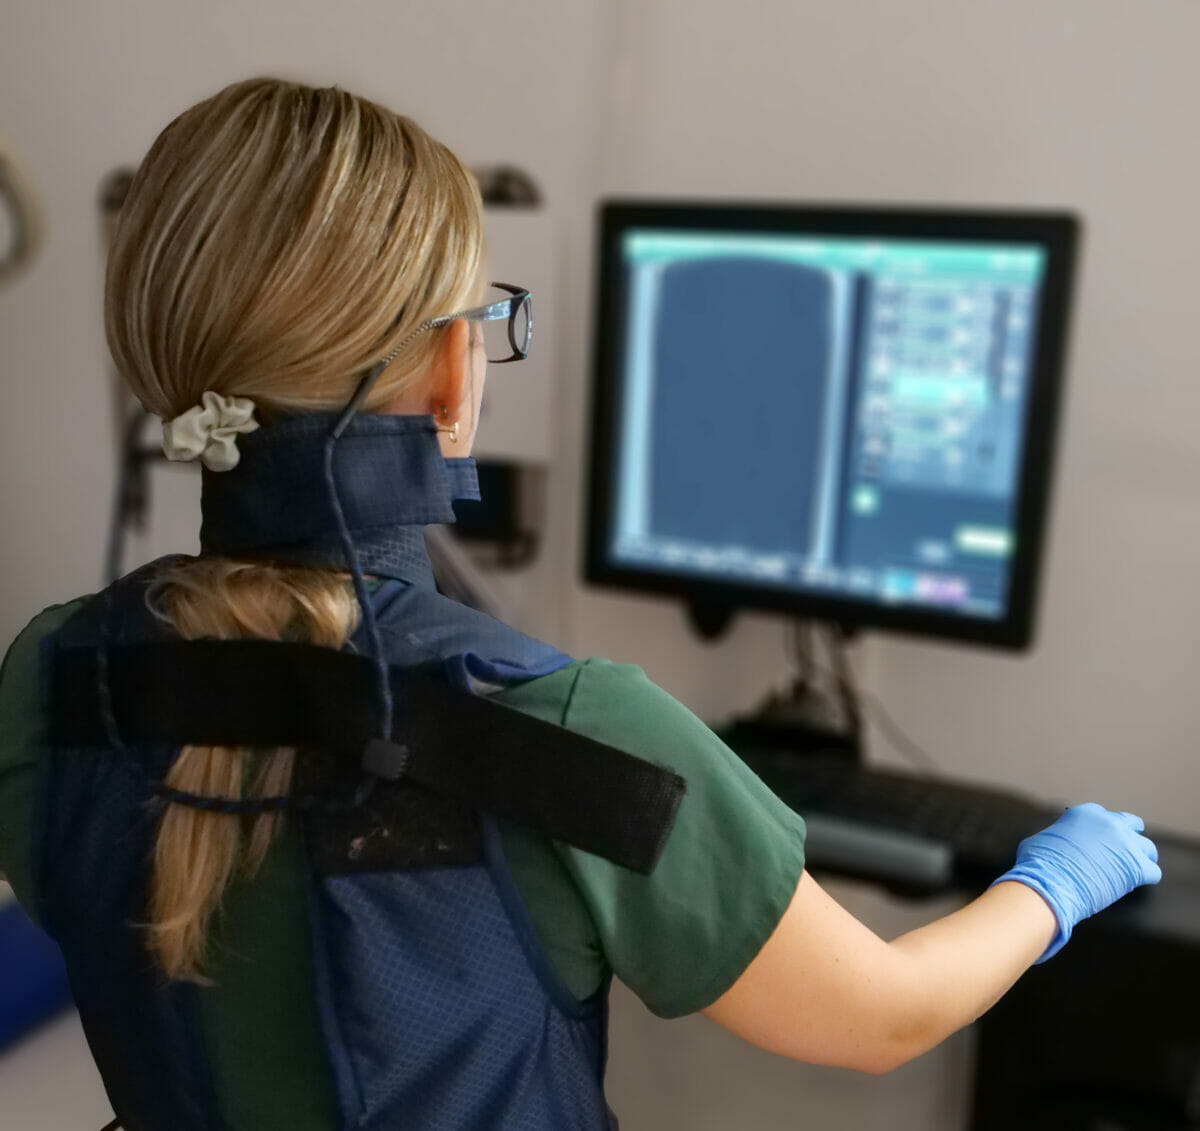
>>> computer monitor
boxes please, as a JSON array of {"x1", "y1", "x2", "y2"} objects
[{"x1": 585, "y1": 200, "x2": 1079, "y2": 649}]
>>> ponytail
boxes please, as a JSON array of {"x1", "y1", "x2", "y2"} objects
[{"x1": 144, "y1": 557, "x2": 358, "y2": 981}]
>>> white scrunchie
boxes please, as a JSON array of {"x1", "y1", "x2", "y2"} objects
[{"x1": 161, "y1": 391, "x2": 259, "y2": 472}]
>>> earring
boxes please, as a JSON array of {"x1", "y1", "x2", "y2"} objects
[{"x1": 435, "y1": 405, "x2": 460, "y2": 444}]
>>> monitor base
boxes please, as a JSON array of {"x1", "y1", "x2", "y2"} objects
[{"x1": 720, "y1": 622, "x2": 864, "y2": 762}]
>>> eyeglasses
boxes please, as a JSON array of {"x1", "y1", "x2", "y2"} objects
[
  {"x1": 332, "y1": 282, "x2": 532, "y2": 437},
  {"x1": 423, "y1": 281, "x2": 532, "y2": 364}
]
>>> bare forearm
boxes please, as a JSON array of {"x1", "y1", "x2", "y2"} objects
[
  {"x1": 880, "y1": 881, "x2": 1057, "y2": 1067},
  {"x1": 708, "y1": 804, "x2": 1158, "y2": 1074},
  {"x1": 704, "y1": 872, "x2": 1057, "y2": 1073}
]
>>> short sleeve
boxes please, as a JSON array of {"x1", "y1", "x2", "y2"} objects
[{"x1": 498, "y1": 658, "x2": 806, "y2": 1019}]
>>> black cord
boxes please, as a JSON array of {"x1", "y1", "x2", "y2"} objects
[
  {"x1": 785, "y1": 619, "x2": 815, "y2": 695},
  {"x1": 852, "y1": 681, "x2": 942, "y2": 773},
  {"x1": 154, "y1": 781, "x2": 374, "y2": 816},
  {"x1": 825, "y1": 624, "x2": 864, "y2": 746},
  {"x1": 785, "y1": 621, "x2": 942, "y2": 773}
]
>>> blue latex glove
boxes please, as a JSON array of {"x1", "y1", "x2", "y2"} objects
[{"x1": 992, "y1": 802, "x2": 1161, "y2": 962}]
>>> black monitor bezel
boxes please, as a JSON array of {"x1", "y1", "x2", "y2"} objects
[{"x1": 584, "y1": 199, "x2": 1080, "y2": 650}]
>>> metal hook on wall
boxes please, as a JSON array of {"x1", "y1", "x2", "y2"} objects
[{"x1": 0, "y1": 144, "x2": 44, "y2": 286}]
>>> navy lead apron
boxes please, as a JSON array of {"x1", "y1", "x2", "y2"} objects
[{"x1": 37, "y1": 415, "x2": 646, "y2": 1130}]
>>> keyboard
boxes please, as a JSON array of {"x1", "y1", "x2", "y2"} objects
[{"x1": 741, "y1": 750, "x2": 1061, "y2": 894}]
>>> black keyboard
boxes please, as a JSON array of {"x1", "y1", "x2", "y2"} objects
[{"x1": 742, "y1": 750, "x2": 1061, "y2": 894}]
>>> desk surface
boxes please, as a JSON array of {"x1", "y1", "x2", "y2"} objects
[{"x1": 738, "y1": 748, "x2": 1200, "y2": 947}]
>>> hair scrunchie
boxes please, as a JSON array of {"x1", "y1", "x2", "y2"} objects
[{"x1": 161, "y1": 391, "x2": 259, "y2": 472}]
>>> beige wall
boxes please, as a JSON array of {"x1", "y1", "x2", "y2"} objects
[
  {"x1": 576, "y1": 0, "x2": 1200, "y2": 832},
  {"x1": 2, "y1": 3, "x2": 1198, "y2": 1127}
]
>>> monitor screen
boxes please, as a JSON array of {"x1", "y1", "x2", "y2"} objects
[{"x1": 585, "y1": 201, "x2": 1079, "y2": 649}]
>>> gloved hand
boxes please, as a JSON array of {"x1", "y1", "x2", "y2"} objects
[{"x1": 992, "y1": 802, "x2": 1161, "y2": 962}]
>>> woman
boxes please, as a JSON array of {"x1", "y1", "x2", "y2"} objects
[{"x1": 0, "y1": 78, "x2": 1159, "y2": 1130}]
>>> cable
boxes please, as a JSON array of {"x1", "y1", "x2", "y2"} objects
[
  {"x1": 853, "y1": 682, "x2": 942, "y2": 773},
  {"x1": 323, "y1": 426, "x2": 392, "y2": 741},
  {"x1": 826, "y1": 623, "x2": 865, "y2": 746},
  {"x1": 784, "y1": 620, "x2": 942, "y2": 773}
]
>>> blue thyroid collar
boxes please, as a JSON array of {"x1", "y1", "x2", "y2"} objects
[{"x1": 199, "y1": 412, "x2": 480, "y2": 583}]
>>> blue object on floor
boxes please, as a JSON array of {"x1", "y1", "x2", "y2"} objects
[{"x1": 0, "y1": 901, "x2": 74, "y2": 1051}]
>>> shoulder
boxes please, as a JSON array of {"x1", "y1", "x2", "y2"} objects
[
  {"x1": 2, "y1": 597, "x2": 96, "y2": 683},
  {"x1": 497, "y1": 657, "x2": 808, "y2": 1019},
  {"x1": 497, "y1": 655, "x2": 682, "y2": 715},
  {"x1": 501, "y1": 656, "x2": 764, "y2": 786},
  {"x1": 1, "y1": 595, "x2": 97, "y2": 750},
  {"x1": 367, "y1": 581, "x2": 569, "y2": 680}
]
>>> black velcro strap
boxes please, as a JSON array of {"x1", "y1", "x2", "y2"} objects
[
  {"x1": 51, "y1": 641, "x2": 685, "y2": 874},
  {"x1": 386, "y1": 674, "x2": 684, "y2": 874},
  {"x1": 52, "y1": 640, "x2": 376, "y2": 755}
]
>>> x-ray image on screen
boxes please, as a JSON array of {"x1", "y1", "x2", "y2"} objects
[
  {"x1": 606, "y1": 228, "x2": 1049, "y2": 623},
  {"x1": 618, "y1": 254, "x2": 846, "y2": 565}
]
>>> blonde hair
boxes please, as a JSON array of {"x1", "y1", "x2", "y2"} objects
[{"x1": 105, "y1": 77, "x2": 485, "y2": 980}]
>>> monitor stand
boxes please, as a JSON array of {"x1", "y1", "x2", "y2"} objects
[{"x1": 716, "y1": 618, "x2": 864, "y2": 764}]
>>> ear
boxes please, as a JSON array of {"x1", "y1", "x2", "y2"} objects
[
  {"x1": 379, "y1": 318, "x2": 471, "y2": 418},
  {"x1": 422, "y1": 318, "x2": 471, "y2": 420}
]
